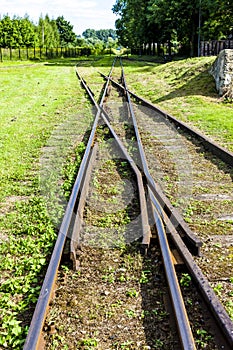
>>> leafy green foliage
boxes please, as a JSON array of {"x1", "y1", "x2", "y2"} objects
[
  {"x1": 80, "y1": 337, "x2": 98, "y2": 347},
  {"x1": 0, "y1": 13, "x2": 78, "y2": 48},
  {"x1": 126, "y1": 288, "x2": 139, "y2": 297},
  {"x1": 113, "y1": 0, "x2": 233, "y2": 56},
  {"x1": 140, "y1": 270, "x2": 151, "y2": 283},
  {"x1": 0, "y1": 198, "x2": 57, "y2": 348},
  {"x1": 82, "y1": 29, "x2": 117, "y2": 42},
  {"x1": 81, "y1": 29, "x2": 118, "y2": 55},
  {"x1": 56, "y1": 16, "x2": 77, "y2": 47},
  {"x1": 37, "y1": 15, "x2": 60, "y2": 48},
  {"x1": 0, "y1": 313, "x2": 26, "y2": 348},
  {"x1": 196, "y1": 329, "x2": 212, "y2": 348},
  {"x1": 180, "y1": 273, "x2": 192, "y2": 287}
]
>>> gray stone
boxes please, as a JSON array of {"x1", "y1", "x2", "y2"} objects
[{"x1": 209, "y1": 49, "x2": 233, "y2": 96}]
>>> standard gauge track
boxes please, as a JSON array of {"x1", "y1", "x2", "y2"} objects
[{"x1": 23, "y1": 58, "x2": 233, "y2": 350}]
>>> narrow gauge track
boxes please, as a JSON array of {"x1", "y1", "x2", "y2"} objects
[
  {"x1": 100, "y1": 59, "x2": 233, "y2": 325},
  {"x1": 23, "y1": 58, "x2": 233, "y2": 350}
]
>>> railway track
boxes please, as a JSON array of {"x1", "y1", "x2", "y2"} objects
[{"x1": 23, "y1": 58, "x2": 233, "y2": 349}]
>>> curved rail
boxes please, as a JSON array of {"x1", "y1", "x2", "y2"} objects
[
  {"x1": 79, "y1": 62, "x2": 196, "y2": 350},
  {"x1": 100, "y1": 61, "x2": 233, "y2": 348},
  {"x1": 76, "y1": 66, "x2": 151, "y2": 247},
  {"x1": 100, "y1": 69, "x2": 233, "y2": 167},
  {"x1": 23, "y1": 60, "x2": 117, "y2": 350},
  {"x1": 23, "y1": 58, "x2": 233, "y2": 350},
  {"x1": 99, "y1": 70, "x2": 202, "y2": 256},
  {"x1": 119, "y1": 60, "x2": 196, "y2": 349}
]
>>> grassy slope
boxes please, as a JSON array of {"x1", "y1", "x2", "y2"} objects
[{"x1": 124, "y1": 56, "x2": 233, "y2": 151}]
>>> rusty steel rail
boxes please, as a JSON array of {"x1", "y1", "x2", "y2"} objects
[
  {"x1": 24, "y1": 58, "x2": 152, "y2": 349},
  {"x1": 122, "y1": 62, "x2": 233, "y2": 349},
  {"x1": 148, "y1": 188, "x2": 233, "y2": 348},
  {"x1": 76, "y1": 66, "x2": 151, "y2": 247},
  {"x1": 69, "y1": 142, "x2": 98, "y2": 270},
  {"x1": 131, "y1": 93, "x2": 233, "y2": 167},
  {"x1": 99, "y1": 70, "x2": 202, "y2": 256},
  {"x1": 150, "y1": 196, "x2": 196, "y2": 350},
  {"x1": 100, "y1": 69, "x2": 233, "y2": 167},
  {"x1": 119, "y1": 61, "x2": 196, "y2": 349},
  {"x1": 23, "y1": 59, "x2": 233, "y2": 350},
  {"x1": 23, "y1": 61, "x2": 117, "y2": 350},
  {"x1": 101, "y1": 61, "x2": 233, "y2": 348},
  {"x1": 79, "y1": 61, "x2": 197, "y2": 349}
]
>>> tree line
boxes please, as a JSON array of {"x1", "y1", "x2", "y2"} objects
[
  {"x1": 0, "y1": 14, "x2": 118, "y2": 51},
  {"x1": 0, "y1": 14, "x2": 78, "y2": 48},
  {"x1": 81, "y1": 28, "x2": 118, "y2": 53},
  {"x1": 112, "y1": 0, "x2": 233, "y2": 56}
]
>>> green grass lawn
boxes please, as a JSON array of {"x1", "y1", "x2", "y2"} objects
[
  {"x1": 0, "y1": 59, "x2": 94, "y2": 349},
  {"x1": 0, "y1": 55, "x2": 232, "y2": 349}
]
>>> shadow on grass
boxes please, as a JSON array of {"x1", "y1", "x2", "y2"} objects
[
  {"x1": 43, "y1": 55, "x2": 116, "y2": 68},
  {"x1": 154, "y1": 69, "x2": 217, "y2": 102}
]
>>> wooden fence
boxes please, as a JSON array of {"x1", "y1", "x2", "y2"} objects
[
  {"x1": 2, "y1": 41, "x2": 232, "y2": 61},
  {"x1": 0, "y1": 46, "x2": 92, "y2": 61},
  {"x1": 131, "y1": 40, "x2": 233, "y2": 58},
  {"x1": 201, "y1": 40, "x2": 233, "y2": 56}
]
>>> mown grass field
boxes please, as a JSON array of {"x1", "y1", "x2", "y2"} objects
[
  {"x1": 0, "y1": 55, "x2": 232, "y2": 349},
  {"x1": 0, "y1": 58, "x2": 94, "y2": 349}
]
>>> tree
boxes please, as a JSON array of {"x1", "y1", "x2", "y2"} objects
[
  {"x1": 19, "y1": 15, "x2": 36, "y2": 47},
  {"x1": 113, "y1": 0, "x2": 155, "y2": 52},
  {"x1": 0, "y1": 13, "x2": 80, "y2": 49},
  {"x1": 37, "y1": 15, "x2": 60, "y2": 48},
  {"x1": 0, "y1": 15, "x2": 18, "y2": 47},
  {"x1": 82, "y1": 29, "x2": 117, "y2": 43},
  {"x1": 112, "y1": 0, "x2": 233, "y2": 57},
  {"x1": 95, "y1": 29, "x2": 117, "y2": 41},
  {"x1": 147, "y1": 0, "x2": 201, "y2": 56},
  {"x1": 82, "y1": 29, "x2": 98, "y2": 40},
  {"x1": 0, "y1": 20, "x2": 2, "y2": 47},
  {"x1": 56, "y1": 16, "x2": 77, "y2": 47},
  {"x1": 201, "y1": 0, "x2": 233, "y2": 40},
  {"x1": 81, "y1": 28, "x2": 118, "y2": 54}
]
